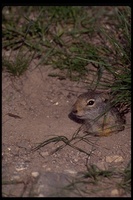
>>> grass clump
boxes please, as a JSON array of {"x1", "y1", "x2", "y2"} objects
[
  {"x1": 117, "y1": 161, "x2": 131, "y2": 193},
  {"x1": 2, "y1": 52, "x2": 29, "y2": 76},
  {"x1": 2, "y1": 7, "x2": 131, "y2": 82}
]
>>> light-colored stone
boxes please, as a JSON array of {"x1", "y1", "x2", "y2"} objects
[
  {"x1": 31, "y1": 172, "x2": 39, "y2": 178},
  {"x1": 40, "y1": 151, "x2": 49, "y2": 157},
  {"x1": 15, "y1": 167, "x2": 27, "y2": 171},
  {"x1": 106, "y1": 155, "x2": 124, "y2": 163},
  {"x1": 54, "y1": 102, "x2": 59, "y2": 105},
  {"x1": 96, "y1": 161, "x2": 108, "y2": 171},
  {"x1": 111, "y1": 189, "x2": 119, "y2": 196},
  {"x1": 64, "y1": 169, "x2": 77, "y2": 175},
  {"x1": 38, "y1": 194, "x2": 44, "y2": 197}
]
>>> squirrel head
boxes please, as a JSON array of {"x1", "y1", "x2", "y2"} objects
[{"x1": 71, "y1": 90, "x2": 109, "y2": 120}]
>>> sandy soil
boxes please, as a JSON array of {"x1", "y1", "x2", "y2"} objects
[{"x1": 2, "y1": 64, "x2": 131, "y2": 197}]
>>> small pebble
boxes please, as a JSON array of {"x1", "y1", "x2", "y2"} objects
[
  {"x1": 38, "y1": 194, "x2": 44, "y2": 197},
  {"x1": 31, "y1": 172, "x2": 39, "y2": 178},
  {"x1": 111, "y1": 189, "x2": 119, "y2": 196},
  {"x1": 15, "y1": 167, "x2": 27, "y2": 171},
  {"x1": 64, "y1": 169, "x2": 77, "y2": 175},
  {"x1": 40, "y1": 151, "x2": 49, "y2": 157},
  {"x1": 54, "y1": 102, "x2": 59, "y2": 105}
]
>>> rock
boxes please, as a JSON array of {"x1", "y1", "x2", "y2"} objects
[
  {"x1": 40, "y1": 151, "x2": 49, "y2": 157},
  {"x1": 31, "y1": 172, "x2": 80, "y2": 197},
  {"x1": 31, "y1": 172, "x2": 39, "y2": 178},
  {"x1": 15, "y1": 166, "x2": 27, "y2": 171},
  {"x1": 15, "y1": 161, "x2": 29, "y2": 171},
  {"x1": 64, "y1": 169, "x2": 77, "y2": 175},
  {"x1": 111, "y1": 189, "x2": 119, "y2": 196},
  {"x1": 106, "y1": 155, "x2": 124, "y2": 163},
  {"x1": 96, "y1": 161, "x2": 108, "y2": 171}
]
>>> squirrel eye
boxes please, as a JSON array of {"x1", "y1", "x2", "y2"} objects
[{"x1": 87, "y1": 99, "x2": 95, "y2": 106}]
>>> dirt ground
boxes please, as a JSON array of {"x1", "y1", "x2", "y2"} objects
[{"x1": 2, "y1": 63, "x2": 131, "y2": 197}]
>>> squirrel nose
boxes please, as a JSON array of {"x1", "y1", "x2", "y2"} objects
[{"x1": 72, "y1": 108, "x2": 78, "y2": 114}]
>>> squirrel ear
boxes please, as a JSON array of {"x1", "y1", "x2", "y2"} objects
[{"x1": 101, "y1": 93, "x2": 110, "y2": 102}]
